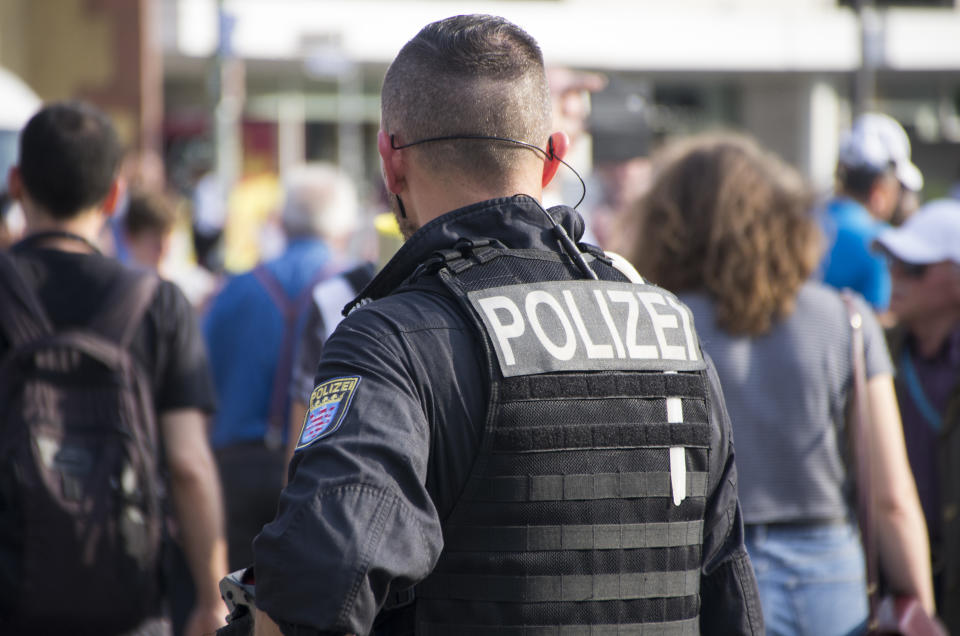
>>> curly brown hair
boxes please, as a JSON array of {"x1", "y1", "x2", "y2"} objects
[{"x1": 625, "y1": 133, "x2": 821, "y2": 336}]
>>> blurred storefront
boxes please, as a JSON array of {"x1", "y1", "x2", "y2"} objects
[
  {"x1": 2, "y1": 0, "x2": 958, "y2": 262},
  {"x1": 0, "y1": 0, "x2": 163, "y2": 166},
  {"x1": 158, "y1": 0, "x2": 960, "y2": 200}
]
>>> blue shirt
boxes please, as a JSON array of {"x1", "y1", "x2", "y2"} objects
[
  {"x1": 819, "y1": 196, "x2": 891, "y2": 310},
  {"x1": 204, "y1": 239, "x2": 331, "y2": 448}
]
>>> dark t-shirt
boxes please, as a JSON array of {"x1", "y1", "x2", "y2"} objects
[
  {"x1": 1, "y1": 247, "x2": 216, "y2": 414},
  {"x1": 0, "y1": 245, "x2": 216, "y2": 630}
]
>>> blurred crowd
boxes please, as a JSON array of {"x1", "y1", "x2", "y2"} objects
[{"x1": 2, "y1": 59, "x2": 959, "y2": 636}]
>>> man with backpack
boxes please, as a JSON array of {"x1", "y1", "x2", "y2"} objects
[{"x1": 0, "y1": 101, "x2": 227, "y2": 635}]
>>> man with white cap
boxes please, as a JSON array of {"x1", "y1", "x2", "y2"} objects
[
  {"x1": 874, "y1": 198, "x2": 960, "y2": 633},
  {"x1": 820, "y1": 112, "x2": 923, "y2": 311}
]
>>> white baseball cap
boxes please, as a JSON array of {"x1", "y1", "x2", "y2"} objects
[
  {"x1": 839, "y1": 113, "x2": 923, "y2": 192},
  {"x1": 874, "y1": 199, "x2": 960, "y2": 265}
]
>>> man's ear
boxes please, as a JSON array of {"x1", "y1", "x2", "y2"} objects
[
  {"x1": 377, "y1": 130, "x2": 405, "y2": 195},
  {"x1": 867, "y1": 174, "x2": 899, "y2": 221},
  {"x1": 542, "y1": 131, "x2": 570, "y2": 188},
  {"x1": 101, "y1": 177, "x2": 124, "y2": 217}
]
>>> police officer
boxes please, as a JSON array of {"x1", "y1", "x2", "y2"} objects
[{"x1": 250, "y1": 14, "x2": 762, "y2": 636}]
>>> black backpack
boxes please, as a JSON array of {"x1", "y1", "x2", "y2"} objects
[{"x1": 0, "y1": 251, "x2": 165, "y2": 634}]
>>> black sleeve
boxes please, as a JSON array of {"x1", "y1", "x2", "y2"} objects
[
  {"x1": 699, "y1": 355, "x2": 765, "y2": 635},
  {"x1": 254, "y1": 310, "x2": 444, "y2": 636},
  {"x1": 152, "y1": 279, "x2": 217, "y2": 414}
]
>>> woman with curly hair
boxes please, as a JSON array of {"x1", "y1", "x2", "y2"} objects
[{"x1": 625, "y1": 133, "x2": 934, "y2": 635}]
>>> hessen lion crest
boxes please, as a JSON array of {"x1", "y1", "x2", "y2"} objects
[{"x1": 296, "y1": 376, "x2": 361, "y2": 450}]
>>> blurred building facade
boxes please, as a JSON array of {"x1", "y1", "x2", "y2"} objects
[
  {"x1": 0, "y1": 0, "x2": 163, "y2": 163},
  {"x1": 159, "y1": 0, "x2": 960, "y2": 201},
  {"x1": 2, "y1": 0, "x2": 958, "y2": 203}
]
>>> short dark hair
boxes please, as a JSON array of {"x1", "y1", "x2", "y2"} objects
[
  {"x1": 19, "y1": 101, "x2": 123, "y2": 219},
  {"x1": 836, "y1": 163, "x2": 890, "y2": 200},
  {"x1": 381, "y1": 14, "x2": 552, "y2": 182},
  {"x1": 123, "y1": 189, "x2": 177, "y2": 237}
]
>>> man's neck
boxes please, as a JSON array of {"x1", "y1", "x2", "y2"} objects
[
  {"x1": 836, "y1": 192, "x2": 870, "y2": 212},
  {"x1": 907, "y1": 314, "x2": 960, "y2": 359},
  {"x1": 22, "y1": 206, "x2": 106, "y2": 253},
  {"x1": 413, "y1": 186, "x2": 541, "y2": 227},
  {"x1": 406, "y1": 164, "x2": 543, "y2": 228}
]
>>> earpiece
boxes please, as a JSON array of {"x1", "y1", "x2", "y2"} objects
[{"x1": 389, "y1": 132, "x2": 586, "y2": 208}]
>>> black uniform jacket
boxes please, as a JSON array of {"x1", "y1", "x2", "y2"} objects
[{"x1": 253, "y1": 196, "x2": 763, "y2": 635}]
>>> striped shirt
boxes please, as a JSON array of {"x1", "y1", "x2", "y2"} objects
[{"x1": 681, "y1": 282, "x2": 892, "y2": 524}]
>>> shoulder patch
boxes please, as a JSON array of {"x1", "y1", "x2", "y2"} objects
[{"x1": 296, "y1": 376, "x2": 361, "y2": 450}]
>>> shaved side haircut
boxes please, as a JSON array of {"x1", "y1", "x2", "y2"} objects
[{"x1": 381, "y1": 14, "x2": 553, "y2": 182}]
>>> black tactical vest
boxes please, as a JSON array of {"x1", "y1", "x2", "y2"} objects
[{"x1": 406, "y1": 240, "x2": 712, "y2": 635}]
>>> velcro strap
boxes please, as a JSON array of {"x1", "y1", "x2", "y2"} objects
[
  {"x1": 447, "y1": 258, "x2": 474, "y2": 274},
  {"x1": 469, "y1": 472, "x2": 708, "y2": 503},
  {"x1": 418, "y1": 569, "x2": 700, "y2": 603},
  {"x1": 444, "y1": 520, "x2": 703, "y2": 552},
  {"x1": 471, "y1": 244, "x2": 499, "y2": 264}
]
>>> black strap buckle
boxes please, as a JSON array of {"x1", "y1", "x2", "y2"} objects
[{"x1": 383, "y1": 585, "x2": 416, "y2": 610}]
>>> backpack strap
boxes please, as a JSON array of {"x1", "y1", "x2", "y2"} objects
[
  {"x1": 0, "y1": 249, "x2": 54, "y2": 346},
  {"x1": 88, "y1": 268, "x2": 160, "y2": 348},
  {"x1": 252, "y1": 265, "x2": 297, "y2": 322},
  {"x1": 253, "y1": 264, "x2": 333, "y2": 449}
]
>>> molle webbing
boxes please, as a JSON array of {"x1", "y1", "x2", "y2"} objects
[
  {"x1": 417, "y1": 605, "x2": 700, "y2": 635},
  {"x1": 420, "y1": 570, "x2": 701, "y2": 603},
  {"x1": 417, "y1": 619, "x2": 699, "y2": 635},
  {"x1": 415, "y1": 246, "x2": 709, "y2": 633},
  {"x1": 491, "y1": 373, "x2": 710, "y2": 455},
  {"x1": 434, "y1": 541, "x2": 703, "y2": 574},
  {"x1": 501, "y1": 373, "x2": 706, "y2": 402},
  {"x1": 467, "y1": 473, "x2": 709, "y2": 504},
  {"x1": 442, "y1": 520, "x2": 704, "y2": 554}
]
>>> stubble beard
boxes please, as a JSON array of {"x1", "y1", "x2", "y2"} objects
[{"x1": 390, "y1": 195, "x2": 419, "y2": 240}]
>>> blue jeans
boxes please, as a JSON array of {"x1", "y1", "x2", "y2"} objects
[{"x1": 744, "y1": 521, "x2": 868, "y2": 636}]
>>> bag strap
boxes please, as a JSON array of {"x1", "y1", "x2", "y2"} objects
[
  {"x1": 0, "y1": 249, "x2": 54, "y2": 346},
  {"x1": 841, "y1": 291, "x2": 880, "y2": 629},
  {"x1": 899, "y1": 348, "x2": 944, "y2": 432},
  {"x1": 253, "y1": 264, "x2": 333, "y2": 449},
  {"x1": 88, "y1": 269, "x2": 160, "y2": 348}
]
